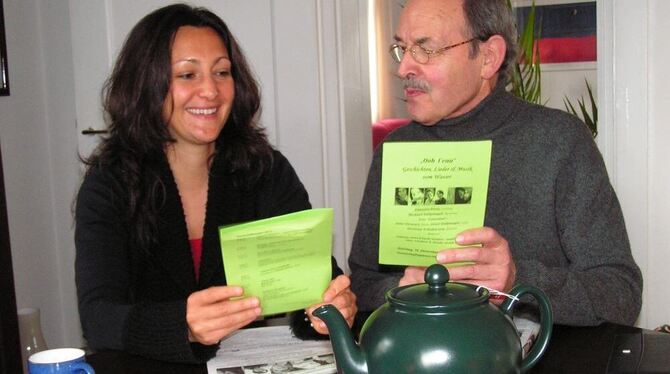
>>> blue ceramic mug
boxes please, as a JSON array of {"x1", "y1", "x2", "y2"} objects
[{"x1": 28, "y1": 348, "x2": 94, "y2": 374}]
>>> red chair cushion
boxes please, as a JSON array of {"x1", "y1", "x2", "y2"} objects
[{"x1": 372, "y1": 118, "x2": 411, "y2": 149}]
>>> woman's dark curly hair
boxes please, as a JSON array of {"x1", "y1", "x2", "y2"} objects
[{"x1": 82, "y1": 3, "x2": 272, "y2": 250}]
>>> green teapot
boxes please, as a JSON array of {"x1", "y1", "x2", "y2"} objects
[{"x1": 313, "y1": 264, "x2": 552, "y2": 374}]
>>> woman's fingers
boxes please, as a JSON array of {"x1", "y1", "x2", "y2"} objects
[
  {"x1": 189, "y1": 303, "x2": 261, "y2": 345},
  {"x1": 306, "y1": 277, "x2": 357, "y2": 334},
  {"x1": 322, "y1": 275, "x2": 350, "y2": 303},
  {"x1": 188, "y1": 286, "x2": 244, "y2": 306},
  {"x1": 186, "y1": 286, "x2": 261, "y2": 345}
]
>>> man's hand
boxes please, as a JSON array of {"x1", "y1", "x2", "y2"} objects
[
  {"x1": 306, "y1": 275, "x2": 357, "y2": 334},
  {"x1": 399, "y1": 266, "x2": 428, "y2": 287},
  {"x1": 186, "y1": 286, "x2": 261, "y2": 345},
  {"x1": 437, "y1": 227, "x2": 516, "y2": 294},
  {"x1": 397, "y1": 227, "x2": 516, "y2": 303}
]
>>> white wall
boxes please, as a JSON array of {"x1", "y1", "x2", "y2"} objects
[
  {"x1": 542, "y1": 63, "x2": 597, "y2": 112},
  {"x1": 596, "y1": 0, "x2": 670, "y2": 329},
  {"x1": 647, "y1": 0, "x2": 670, "y2": 330},
  {"x1": 0, "y1": 0, "x2": 81, "y2": 348}
]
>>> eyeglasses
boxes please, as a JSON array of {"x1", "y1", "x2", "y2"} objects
[{"x1": 389, "y1": 38, "x2": 477, "y2": 64}]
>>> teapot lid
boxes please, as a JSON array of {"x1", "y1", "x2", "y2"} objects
[{"x1": 388, "y1": 264, "x2": 488, "y2": 311}]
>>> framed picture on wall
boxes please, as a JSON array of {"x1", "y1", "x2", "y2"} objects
[
  {"x1": 1, "y1": 0, "x2": 10, "y2": 96},
  {"x1": 514, "y1": 0, "x2": 597, "y2": 64}
]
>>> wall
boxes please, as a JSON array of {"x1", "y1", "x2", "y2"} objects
[
  {"x1": 647, "y1": 0, "x2": 670, "y2": 330},
  {"x1": 606, "y1": 0, "x2": 670, "y2": 329},
  {"x1": 0, "y1": 0, "x2": 81, "y2": 348}
]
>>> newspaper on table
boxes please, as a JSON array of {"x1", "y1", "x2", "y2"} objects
[
  {"x1": 207, "y1": 325, "x2": 336, "y2": 374},
  {"x1": 513, "y1": 315, "x2": 541, "y2": 358},
  {"x1": 206, "y1": 316, "x2": 540, "y2": 373}
]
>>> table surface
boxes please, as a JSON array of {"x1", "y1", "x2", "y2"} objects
[{"x1": 86, "y1": 322, "x2": 648, "y2": 374}]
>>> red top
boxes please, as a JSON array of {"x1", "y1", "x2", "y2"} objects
[{"x1": 189, "y1": 238, "x2": 203, "y2": 281}]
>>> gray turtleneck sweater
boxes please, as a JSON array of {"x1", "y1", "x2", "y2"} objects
[{"x1": 349, "y1": 84, "x2": 642, "y2": 326}]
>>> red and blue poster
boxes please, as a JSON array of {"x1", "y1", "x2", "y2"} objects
[{"x1": 516, "y1": 2, "x2": 596, "y2": 63}]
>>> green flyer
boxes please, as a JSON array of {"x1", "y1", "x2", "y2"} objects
[
  {"x1": 219, "y1": 208, "x2": 333, "y2": 316},
  {"x1": 379, "y1": 141, "x2": 492, "y2": 266}
]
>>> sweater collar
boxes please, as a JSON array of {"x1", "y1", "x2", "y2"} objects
[{"x1": 410, "y1": 81, "x2": 520, "y2": 139}]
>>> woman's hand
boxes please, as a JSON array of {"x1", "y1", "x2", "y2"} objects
[
  {"x1": 186, "y1": 286, "x2": 261, "y2": 345},
  {"x1": 305, "y1": 275, "x2": 357, "y2": 334}
]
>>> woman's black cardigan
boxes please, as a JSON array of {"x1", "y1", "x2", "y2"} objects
[{"x1": 75, "y1": 150, "x2": 342, "y2": 363}]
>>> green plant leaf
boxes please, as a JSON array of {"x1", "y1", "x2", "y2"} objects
[
  {"x1": 563, "y1": 79, "x2": 598, "y2": 138},
  {"x1": 586, "y1": 79, "x2": 598, "y2": 125},
  {"x1": 509, "y1": 0, "x2": 542, "y2": 104},
  {"x1": 508, "y1": 1, "x2": 597, "y2": 138}
]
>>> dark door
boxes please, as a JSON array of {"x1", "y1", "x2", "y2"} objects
[{"x1": 0, "y1": 143, "x2": 22, "y2": 373}]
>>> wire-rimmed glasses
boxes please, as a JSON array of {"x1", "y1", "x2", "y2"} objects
[{"x1": 389, "y1": 38, "x2": 477, "y2": 64}]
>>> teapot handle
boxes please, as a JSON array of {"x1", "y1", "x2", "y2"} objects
[{"x1": 500, "y1": 285, "x2": 553, "y2": 373}]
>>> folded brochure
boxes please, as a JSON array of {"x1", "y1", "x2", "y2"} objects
[{"x1": 219, "y1": 208, "x2": 333, "y2": 316}]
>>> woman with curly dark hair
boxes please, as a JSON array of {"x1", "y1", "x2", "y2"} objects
[{"x1": 74, "y1": 3, "x2": 355, "y2": 363}]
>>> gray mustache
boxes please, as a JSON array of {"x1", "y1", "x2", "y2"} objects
[{"x1": 403, "y1": 77, "x2": 431, "y2": 93}]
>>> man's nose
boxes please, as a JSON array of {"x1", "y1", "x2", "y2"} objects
[{"x1": 397, "y1": 50, "x2": 418, "y2": 78}]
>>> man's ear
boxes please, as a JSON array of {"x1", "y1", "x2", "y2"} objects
[{"x1": 480, "y1": 35, "x2": 506, "y2": 80}]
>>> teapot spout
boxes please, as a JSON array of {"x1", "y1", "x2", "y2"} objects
[{"x1": 313, "y1": 304, "x2": 367, "y2": 374}]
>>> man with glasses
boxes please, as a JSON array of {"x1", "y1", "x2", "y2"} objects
[{"x1": 349, "y1": 0, "x2": 642, "y2": 326}]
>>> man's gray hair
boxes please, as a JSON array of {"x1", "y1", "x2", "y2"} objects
[{"x1": 462, "y1": 0, "x2": 518, "y2": 81}]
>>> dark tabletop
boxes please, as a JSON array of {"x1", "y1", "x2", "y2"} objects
[
  {"x1": 529, "y1": 323, "x2": 640, "y2": 373},
  {"x1": 86, "y1": 323, "x2": 663, "y2": 374}
]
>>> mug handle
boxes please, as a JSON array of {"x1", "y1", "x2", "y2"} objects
[
  {"x1": 500, "y1": 285, "x2": 553, "y2": 373},
  {"x1": 72, "y1": 362, "x2": 95, "y2": 374}
]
